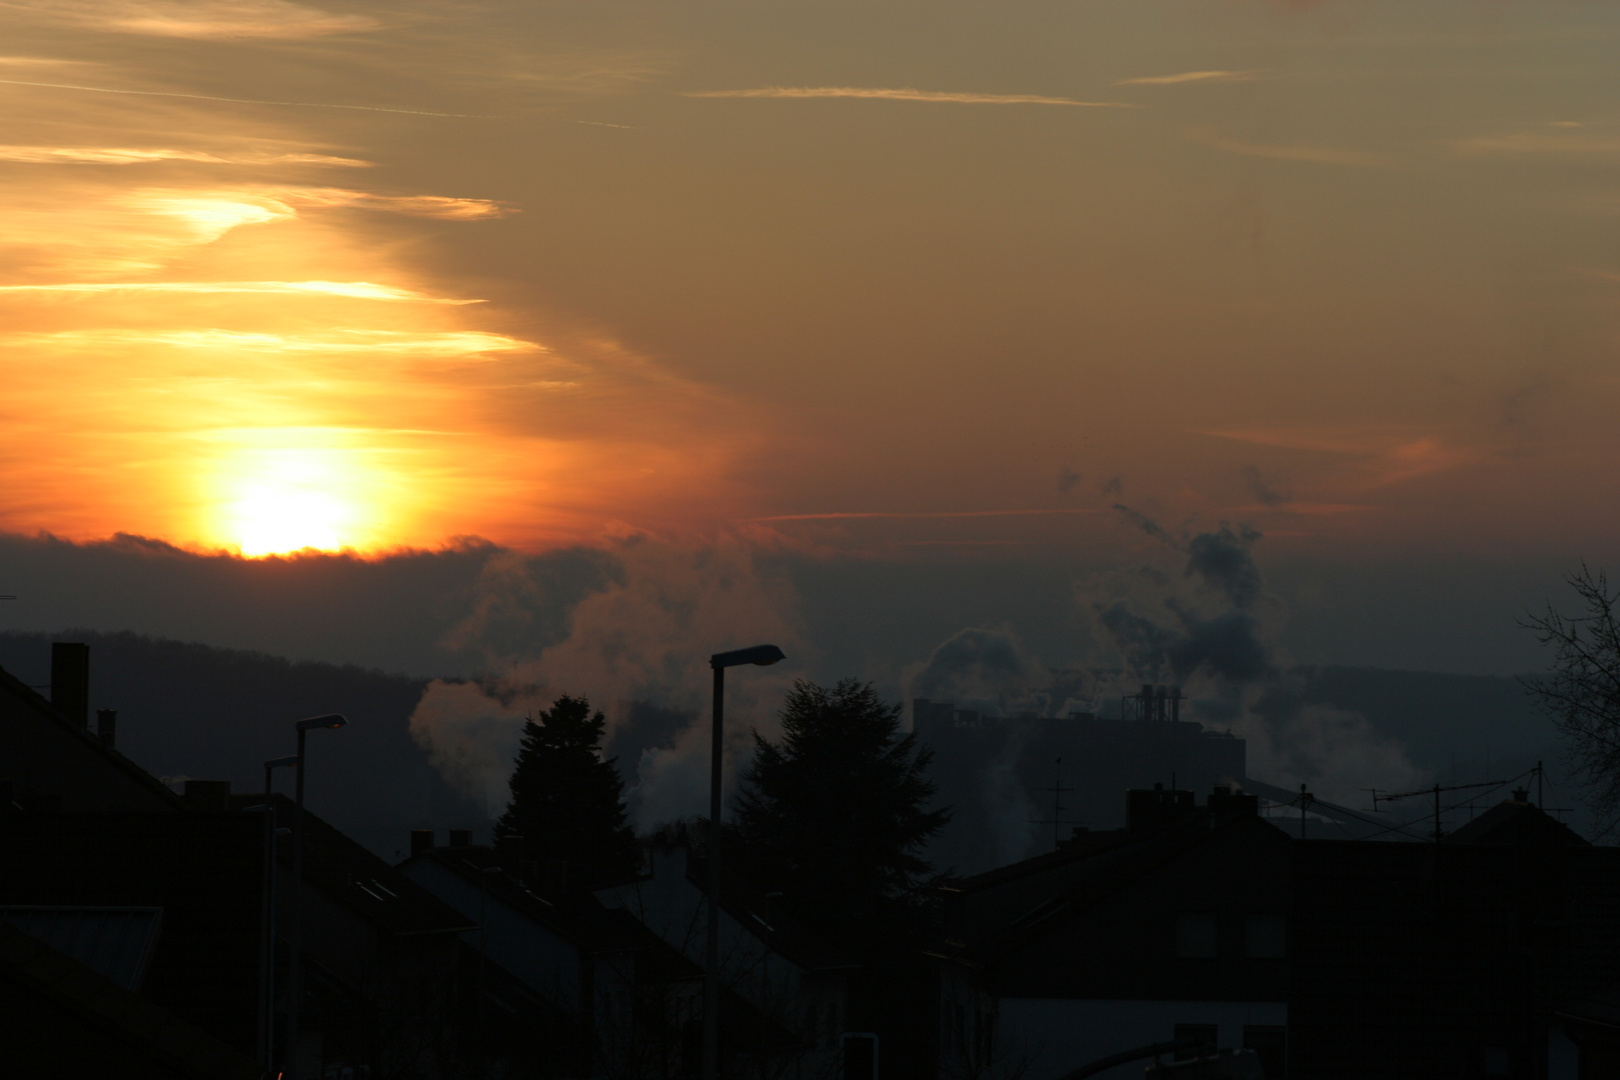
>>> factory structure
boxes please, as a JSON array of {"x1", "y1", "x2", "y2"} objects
[{"x1": 914, "y1": 684, "x2": 1247, "y2": 871}]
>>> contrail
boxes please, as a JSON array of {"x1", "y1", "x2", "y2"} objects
[{"x1": 0, "y1": 77, "x2": 482, "y2": 118}]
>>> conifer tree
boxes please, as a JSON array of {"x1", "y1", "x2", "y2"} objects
[
  {"x1": 496, "y1": 695, "x2": 638, "y2": 889},
  {"x1": 734, "y1": 678, "x2": 950, "y2": 942}
]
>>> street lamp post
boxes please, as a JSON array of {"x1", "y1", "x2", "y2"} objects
[
  {"x1": 284, "y1": 713, "x2": 347, "y2": 1080},
  {"x1": 260, "y1": 754, "x2": 299, "y2": 1073},
  {"x1": 703, "y1": 645, "x2": 785, "y2": 1080}
]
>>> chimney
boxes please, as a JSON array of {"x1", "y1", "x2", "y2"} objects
[
  {"x1": 1512, "y1": 788, "x2": 1530, "y2": 804},
  {"x1": 182, "y1": 779, "x2": 231, "y2": 812},
  {"x1": 496, "y1": 833, "x2": 524, "y2": 877},
  {"x1": 1208, "y1": 784, "x2": 1259, "y2": 823},
  {"x1": 410, "y1": 829, "x2": 435, "y2": 858},
  {"x1": 96, "y1": 709, "x2": 117, "y2": 750},
  {"x1": 1126, "y1": 783, "x2": 1196, "y2": 832},
  {"x1": 50, "y1": 642, "x2": 89, "y2": 729},
  {"x1": 448, "y1": 828, "x2": 473, "y2": 849}
]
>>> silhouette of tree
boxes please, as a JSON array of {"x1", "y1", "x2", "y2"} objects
[
  {"x1": 497, "y1": 695, "x2": 638, "y2": 889},
  {"x1": 1523, "y1": 564, "x2": 1620, "y2": 837},
  {"x1": 734, "y1": 678, "x2": 950, "y2": 943}
]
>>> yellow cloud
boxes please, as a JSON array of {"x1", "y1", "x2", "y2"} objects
[
  {"x1": 0, "y1": 0, "x2": 377, "y2": 39},
  {"x1": 0, "y1": 145, "x2": 371, "y2": 166},
  {"x1": 16, "y1": 328, "x2": 537, "y2": 358},
  {"x1": 0, "y1": 281, "x2": 481, "y2": 302}
]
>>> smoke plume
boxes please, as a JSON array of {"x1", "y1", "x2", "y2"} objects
[{"x1": 408, "y1": 532, "x2": 805, "y2": 826}]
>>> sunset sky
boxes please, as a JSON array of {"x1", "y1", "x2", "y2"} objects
[{"x1": 4, "y1": 0, "x2": 1620, "y2": 687}]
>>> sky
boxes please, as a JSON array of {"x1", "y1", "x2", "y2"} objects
[{"x1": 3, "y1": 0, "x2": 1619, "y2": 813}]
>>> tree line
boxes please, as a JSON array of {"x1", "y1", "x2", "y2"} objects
[{"x1": 497, "y1": 677, "x2": 951, "y2": 947}]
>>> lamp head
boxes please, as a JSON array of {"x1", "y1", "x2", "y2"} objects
[
  {"x1": 296, "y1": 713, "x2": 348, "y2": 732},
  {"x1": 710, "y1": 644, "x2": 786, "y2": 669}
]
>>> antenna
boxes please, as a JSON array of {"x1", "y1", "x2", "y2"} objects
[
  {"x1": 1374, "y1": 777, "x2": 1518, "y2": 841},
  {"x1": 1030, "y1": 757, "x2": 1077, "y2": 849}
]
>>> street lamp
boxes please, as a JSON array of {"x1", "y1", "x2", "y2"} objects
[
  {"x1": 703, "y1": 645, "x2": 785, "y2": 1080},
  {"x1": 260, "y1": 754, "x2": 298, "y2": 1073},
  {"x1": 285, "y1": 713, "x2": 347, "y2": 1080}
]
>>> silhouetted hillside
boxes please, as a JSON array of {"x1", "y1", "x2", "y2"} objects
[
  {"x1": 0, "y1": 631, "x2": 1582, "y2": 863},
  {"x1": 0, "y1": 631, "x2": 476, "y2": 857}
]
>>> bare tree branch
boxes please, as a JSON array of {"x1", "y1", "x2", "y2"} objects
[{"x1": 1520, "y1": 563, "x2": 1620, "y2": 838}]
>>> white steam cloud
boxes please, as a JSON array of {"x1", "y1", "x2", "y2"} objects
[{"x1": 408, "y1": 533, "x2": 805, "y2": 825}]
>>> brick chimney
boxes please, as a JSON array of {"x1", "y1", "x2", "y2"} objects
[
  {"x1": 448, "y1": 828, "x2": 473, "y2": 849},
  {"x1": 410, "y1": 829, "x2": 435, "y2": 858}
]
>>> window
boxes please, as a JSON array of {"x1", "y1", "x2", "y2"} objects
[
  {"x1": 1243, "y1": 1025, "x2": 1287, "y2": 1079},
  {"x1": 1245, "y1": 914, "x2": 1287, "y2": 958},
  {"x1": 1173, "y1": 1024, "x2": 1218, "y2": 1061},
  {"x1": 1176, "y1": 913, "x2": 1218, "y2": 958}
]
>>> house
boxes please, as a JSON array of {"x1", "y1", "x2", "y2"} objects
[
  {"x1": 930, "y1": 784, "x2": 1620, "y2": 1080},
  {"x1": 0, "y1": 640, "x2": 479, "y2": 1078},
  {"x1": 933, "y1": 785, "x2": 1289, "y2": 1080}
]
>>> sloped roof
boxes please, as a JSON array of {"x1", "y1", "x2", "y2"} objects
[
  {"x1": 685, "y1": 852, "x2": 859, "y2": 973},
  {"x1": 0, "y1": 662, "x2": 180, "y2": 810},
  {"x1": 945, "y1": 813, "x2": 1290, "y2": 963},
  {"x1": 1446, "y1": 798, "x2": 1589, "y2": 847},
  {"x1": 234, "y1": 793, "x2": 475, "y2": 938}
]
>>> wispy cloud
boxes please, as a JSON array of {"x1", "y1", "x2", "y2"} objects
[
  {"x1": 0, "y1": 145, "x2": 371, "y2": 166},
  {"x1": 0, "y1": 183, "x2": 509, "y2": 277},
  {"x1": 1115, "y1": 70, "x2": 1267, "y2": 86},
  {"x1": 14, "y1": 328, "x2": 536, "y2": 358},
  {"x1": 0, "y1": 78, "x2": 479, "y2": 118},
  {"x1": 686, "y1": 86, "x2": 1137, "y2": 108},
  {"x1": 273, "y1": 188, "x2": 512, "y2": 220},
  {"x1": 1449, "y1": 131, "x2": 1620, "y2": 159},
  {"x1": 1187, "y1": 128, "x2": 1391, "y2": 168},
  {"x1": 0, "y1": 0, "x2": 377, "y2": 40},
  {"x1": 0, "y1": 281, "x2": 482, "y2": 302},
  {"x1": 1202, "y1": 428, "x2": 1480, "y2": 488}
]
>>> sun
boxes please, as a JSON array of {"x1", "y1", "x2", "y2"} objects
[{"x1": 207, "y1": 440, "x2": 374, "y2": 556}]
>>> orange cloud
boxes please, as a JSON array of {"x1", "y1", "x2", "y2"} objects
[{"x1": 0, "y1": 145, "x2": 371, "y2": 166}]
